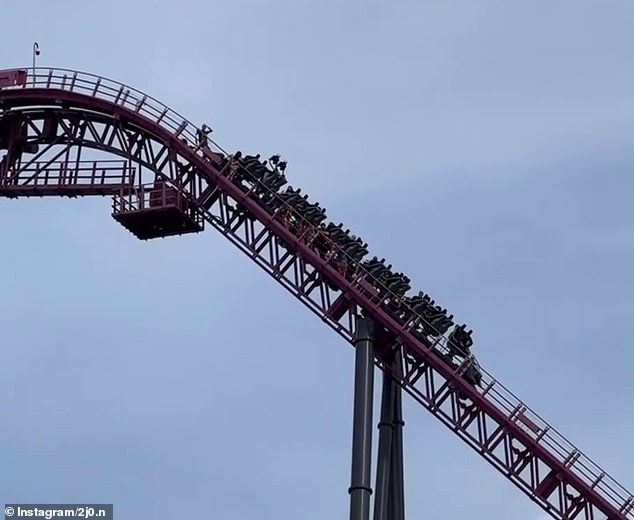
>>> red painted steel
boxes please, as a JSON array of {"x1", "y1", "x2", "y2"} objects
[
  {"x1": 0, "y1": 69, "x2": 27, "y2": 88},
  {"x1": 0, "y1": 67, "x2": 632, "y2": 520}
]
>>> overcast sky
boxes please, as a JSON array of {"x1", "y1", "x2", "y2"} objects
[{"x1": 1, "y1": 1, "x2": 634, "y2": 519}]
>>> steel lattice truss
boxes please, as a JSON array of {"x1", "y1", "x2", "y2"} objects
[{"x1": 1, "y1": 68, "x2": 632, "y2": 520}]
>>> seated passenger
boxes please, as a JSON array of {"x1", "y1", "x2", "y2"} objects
[
  {"x1": 462, "y1": 356, "x2": 482, "y2": 386},
  {"x1": 447, "y1": 324, "x2": 473, "y2": 357}
]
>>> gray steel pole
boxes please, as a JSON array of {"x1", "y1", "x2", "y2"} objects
[
  {"x1": 389, "y1": 349, "x2": 406, "y2": 520},
  {"x1": 349, "y1": 317, "x2": 375, "y2": 520},
  {"x1": 373, "y1": 368, "x2": 396, "y2": 520}
]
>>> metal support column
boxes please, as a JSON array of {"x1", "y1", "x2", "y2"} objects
[
  {"x1": 373, "y1": 366, "x2": 396, "y2": 520},
  {"x1": 373, "y1": 347, "x2": 406, "y2": 520},
  {"x1": 349, "y1": 317, "x2": 375, "y2": 520},
  {"x1": 390, "y1": 350, "x2": 406, "y2": 520}
]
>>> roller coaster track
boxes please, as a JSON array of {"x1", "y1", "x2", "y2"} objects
[{"x1": 1, "y1": 67, "x2": 632, "y2": 520}]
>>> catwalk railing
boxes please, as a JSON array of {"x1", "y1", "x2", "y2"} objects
[{"x1": 1, "y1": 67, "x2": 632, "y2": 520}]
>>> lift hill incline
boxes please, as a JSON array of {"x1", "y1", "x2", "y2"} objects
[{"x1": 0, "y1": 67, "x2": 631, "y2": 520}]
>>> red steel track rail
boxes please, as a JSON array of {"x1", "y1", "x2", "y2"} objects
[{"x1": 0, "y1": 68, "x2": 632, "y2": 520}]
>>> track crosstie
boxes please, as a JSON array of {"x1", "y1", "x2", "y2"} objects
[{"x1": 1, "y1": 67, "x2": 632, "y2": 520}]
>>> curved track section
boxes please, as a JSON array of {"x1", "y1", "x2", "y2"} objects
[{"x1": 1, "y1": 68, "x2": 632, "y2": 520}]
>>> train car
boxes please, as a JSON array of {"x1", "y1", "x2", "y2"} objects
[{"x1": 225, "y1": 150, "x2": 483, "y2": 388}]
